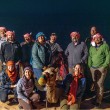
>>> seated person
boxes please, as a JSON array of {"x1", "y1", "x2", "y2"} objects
[
  {"x1": 17, "y1": 66, "x2": 40, "y2": 110},
  {"x1": 60, "y1": 63, "x2": 86, "y2": 110},
  {"x1": 0, "y1": 61, "x2": 19, "y2": 103}
]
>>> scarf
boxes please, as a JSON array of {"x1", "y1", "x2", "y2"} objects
[
  {"x1": 67, "y1": 73, "x2": 84, "y2": 105},
  {"x1": 6, "y1": 69, "x2": 17, "y2": 84},
  {"x1": 22, "y1": 75, "x2": 34, "y2": 97}
]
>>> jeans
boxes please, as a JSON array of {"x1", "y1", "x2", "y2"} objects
[
  {"x1": 0, "y1": 89, "x2": 8, "y2": 102},
  {"x1": 33, "y1": 68, "x2": 43, "y2": 80},
  {"x1": 0, "y1": 88, "x2": 17, "y2": 102}
]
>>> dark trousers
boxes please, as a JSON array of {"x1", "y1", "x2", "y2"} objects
[{"x1": 18, "y1": 93, "x2": 40, "y2": 110}]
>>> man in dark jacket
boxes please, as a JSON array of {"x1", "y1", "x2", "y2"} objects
[
  {"x1": 21, "y1": 33, "x2": 34, "y2": 67},
  {"x1": 0, "y1": 31, "x2": 22, "y2": 70},
  {"x1": 65, "y1": 31, "x2": 88, "y2": 73}
]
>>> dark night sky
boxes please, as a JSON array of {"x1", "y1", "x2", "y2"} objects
[{"x1": 0, "y1": 0, "x2": 110, "y2": 48}]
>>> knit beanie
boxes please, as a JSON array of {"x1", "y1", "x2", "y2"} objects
[
  {"x1": 36, "y1": 32, "x2": 46, "y2": 40},
  {"x1": 24, "y1": 66, "x2": 33, "y2": 72}
]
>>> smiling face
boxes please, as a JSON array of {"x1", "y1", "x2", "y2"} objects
[
  {"x1": 0, "y1": 30, "x2": 6, "y2": 37},
  {"x1": 7, "y1": 65, "x2": 15, "y2": 72},
  {"x1": 94, "y1": 37, "x2": 102, "y2": 44},
  {"x1": 71, "y1": 36, "x2": 79, "y2": 43},
  {"x1": 7, "y1": 34, "x2": 15, "y2": 42},
  {"x1": 50, "y1": 35, "x2": 57, "y2": 43},
  {"x1": 24, "y1": 36, "x2": 32, "y2": 43},
  {"x1": 90, "y1": 27, "x2": 97, "y2": 36},
  {"x1": 74, "y1": 64, "x2": 82, "y2": 76},
  {"x1": 24, "y1": 69, "x2": 32, "y2": 80},
  {"x1": 38, "y1": 35, "x2": 45, "y2": 44}
]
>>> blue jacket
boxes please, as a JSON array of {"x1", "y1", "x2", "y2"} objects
[{"x1": 31, "y1": 42, "x2": 52, "y2": 69}]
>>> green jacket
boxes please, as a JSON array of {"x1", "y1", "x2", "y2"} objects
[{"x1": 88, "y1": 43, "x2": 110, "y2": 68}]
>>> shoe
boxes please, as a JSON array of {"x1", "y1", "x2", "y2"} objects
[
  {"x1": 94, "y1": 103, "x2": 101, "y2": 109},
  {"x1": 8, "y1": 98, "x2": 18, "y2": 105}
]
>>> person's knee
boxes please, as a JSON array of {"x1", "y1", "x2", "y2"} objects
[{"x1": 1, "y1": 98, "x2": 7, "y2": 103}]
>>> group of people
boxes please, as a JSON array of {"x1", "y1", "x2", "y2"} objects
[{"x1": 0, "y1": 26, "x2": 109, "y2": 110}]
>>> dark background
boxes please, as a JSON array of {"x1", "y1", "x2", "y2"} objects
[{"x1": 0, "y1": 0, "x2": 110, "y2": 49}]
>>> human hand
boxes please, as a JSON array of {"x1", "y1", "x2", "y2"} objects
[
  {"x1": 100, "y1": 67, "x2": 106, "y2": 73},
  {"x1": 11, "y1": 84, "x2": 17, "y2": 88},
  {"x1": 25, "y1": 99, "x2": 31, "y2": 104},
  {"x1": 67, "y1": 101, "x2": 73, "y2": 105},
  {"x1": 3, "y1": 62, "x2": 6, "y2": 65}
]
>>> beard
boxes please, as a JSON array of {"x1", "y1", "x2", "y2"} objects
[{"x1": 7, "y1": 37, "x2": 14, "y2": 42}]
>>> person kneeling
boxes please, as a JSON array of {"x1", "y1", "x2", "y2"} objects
[
  {"x1": 60, "y1": 63, "x2": 86, "y2": 110},
  {"x1": 0, "y1": 61, "x2": 19, "y2": 104},
  {"x1": 17, "y1": 66, "x2": 40, "y2": 110}
]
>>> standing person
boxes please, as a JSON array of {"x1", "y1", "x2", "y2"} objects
[
  {"x1": 21, "y1": 33, "x2": 34, "y2": 67},
  {"x1": 0, "y1": 31, "x2": 22, "y2": 71},
  {"x1": 65, "y1": 32, "x2": 88, "y2": 73},
  {"x1": 46, "y1": 33, "x2": 63, "y2": 64},
  {"x1": 88, "y1": 33, "x2": 110, "y2": 108},
  {"x1": 0, "y1": 27, "x2": 7, "y2": 71},
  {"x1": 0, "y1": 61, "x2": 19, "y2": 103},
  {"x1": 60, "y1": 63, "x2": 86, "y2": 110},
  {"x1": 85, "y1": 26, "x2": 98, "y2": 47},
  {"x1": 31, "y1": 32, "x2": 51, "y2": 80},
  {"x1": 0, "y1": 27, "x2": 7, "y2": 39},
  {"x1": 17, "y1": 66, "x2": 40, "y2": 110},
  {"x1": 85, "y1": 26, "x2": 105, "y2": 48}
]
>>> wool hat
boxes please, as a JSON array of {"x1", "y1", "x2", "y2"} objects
[
  {"x1": 36, "y1": 32, "x2": 46, "y2": 40},
  {"x1": 70, "y1": 32, "x2": 80, "y2": 38},
  {"x1": 24, "y1": 66, "x2": 33, "y2": 72},
  {"x1": 5, "y1": 31, "x2": 15, "y2": 36}
]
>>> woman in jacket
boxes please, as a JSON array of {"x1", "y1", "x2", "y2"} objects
[
  {"x1": 31, "y1": 32, "x2": 51, "y2": 80},
  {"x1": 17, "y1": 66, "x2": 40, "y2": 110},
  {"x1": 60, "y1": 63, "x2": 86, "y2": 110}
]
